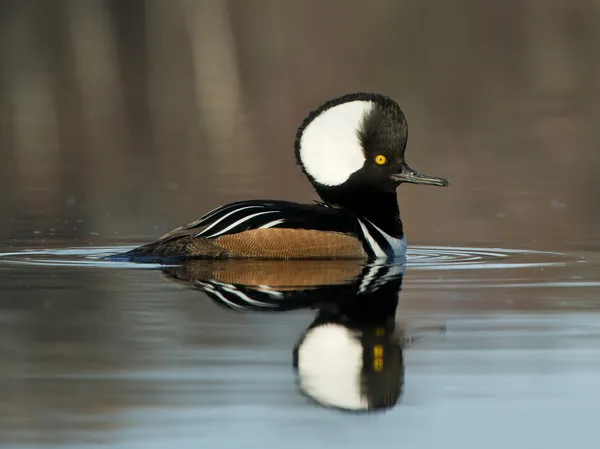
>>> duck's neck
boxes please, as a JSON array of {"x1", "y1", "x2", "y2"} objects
[{"x1": 316, "y1": 185, "x2": 403, "y2": 238}]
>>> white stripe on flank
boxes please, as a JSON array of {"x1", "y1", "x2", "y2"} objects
[
  {"x1": 258, "y1": 219, "x2": 285, "y2": 229},
  {"x1": 192, "y1": 204, "x2": 231, "y2": 225},
  {"x1": 186, "y1": 202, "x2": 245, "y2": 229},
  {"x1": 203, "y1": 211, "x2": 280, "y2": 238},
  {"x1": 357, "y1": 218, "x2": 386, "y2": 258},
  {"x1": 196, "y1": 205, "x2": 264, "y2": 237}
]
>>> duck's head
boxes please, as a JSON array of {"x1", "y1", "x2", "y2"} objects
[{"x1": 294, "y1": 93, "x2": 448, "y2": 193}]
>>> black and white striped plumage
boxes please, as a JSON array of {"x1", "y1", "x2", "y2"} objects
[
  {"x1": 111, "y1": 93, "x2": 447, "y2": 263},
  {"x1": 113, "y1": 199, "x2": 407, "y2": 262},
  {"x1": 176, "y1": 200, "x2": 355, "y2": 238},
  {"x1": 177, "y1": 200, "x2": 406, "y2": 259}
]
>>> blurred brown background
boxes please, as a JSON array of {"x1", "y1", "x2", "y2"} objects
[{"x1": 0, "y1": 0, "x2": 599, "y2": 249}]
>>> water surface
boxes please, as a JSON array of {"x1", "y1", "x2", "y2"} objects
[{"x1": 1, "y1": 242, "x2": 599, "y2": 448}]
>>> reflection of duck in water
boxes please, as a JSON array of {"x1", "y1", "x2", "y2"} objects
[
  {"x1": 162, "y1": 259, "x2": 442, "y2": 412},
  {"x1": 292, "y1": 274, "x2": 404, "y2": 411},
  {"x1": 161, "y1": 258, "x2": 404, "y2": 311}
]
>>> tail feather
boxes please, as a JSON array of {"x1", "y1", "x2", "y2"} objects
[{"x1": 105, "y1": 235, "x2": 230, "y2": 262}]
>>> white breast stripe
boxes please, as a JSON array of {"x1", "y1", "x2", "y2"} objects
[
  {"x1": 362, "y1": 218, "x2": 407, "y2": 257},
  {"x1": 203, "y1": 210, "x2": 280, "y2": 238},
  {"x1": 357, "y1": 218, "x2": 386, "y2": 258},
  {"x1": 196, "y1": 205, "x2": 264, "y2": 237},
  {"x1": 258, "y1": 219, "x2": 285, "y2": 229}
]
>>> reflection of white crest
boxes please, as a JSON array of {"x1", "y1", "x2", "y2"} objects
[
  {"x1": 297, "y1": 324, "x2": 367, "y2": 410},
  {"x1": 298, "y1": 101, "x2": 373, "y2": 186}
]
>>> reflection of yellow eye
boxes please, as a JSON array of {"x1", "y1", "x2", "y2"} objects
[{"x1": 375, "y1": 155, "x2": 387, "y2": 165}]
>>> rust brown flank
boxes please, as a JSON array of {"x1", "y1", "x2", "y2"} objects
[{"x1": 212, "y1": 228, "x2": 367, "y2": 259}]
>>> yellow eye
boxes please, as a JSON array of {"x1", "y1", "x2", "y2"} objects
[{"x1": 375, "y1": 155, "x2": 387, "y2": 165}]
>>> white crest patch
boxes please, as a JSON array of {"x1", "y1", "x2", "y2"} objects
[
  {"x1": 299, "y1": 101, "x2": 373, "y2": 186},
  {"x1": 297, "y1": 324, "x2": 367, "y2": 410}
]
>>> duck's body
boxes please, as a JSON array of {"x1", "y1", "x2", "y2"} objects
[
  {"x1": 115, "y1": 93, "x2": 447, "y2": 263},
  {"x1": 119, "y1": 199, "x2": 405, "y2": 261}
]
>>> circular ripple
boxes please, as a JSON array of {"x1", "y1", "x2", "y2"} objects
[
  {"x1": 0, "y1": 245, "x2": 567, "y2": 271},
  {"x1": 0, "y1": 246, "x2": 164, "y2": 269},
  {"x1": 406, "y1": 246, "x2": 565, "y2": 271}
]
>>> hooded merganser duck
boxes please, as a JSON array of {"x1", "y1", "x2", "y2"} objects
[{"x1": 115, "y1": 93, "x2": 448, "y2": 262}]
